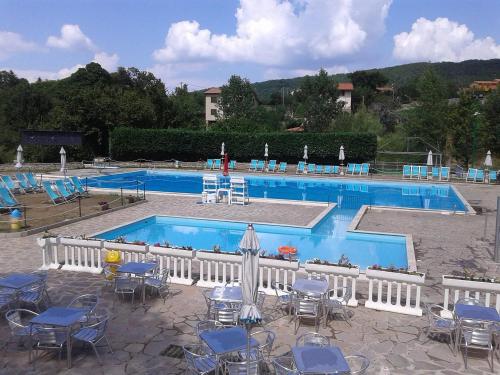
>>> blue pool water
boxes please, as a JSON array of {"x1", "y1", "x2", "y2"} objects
[{"x1": 90, "y1": 170, "x2": 468, "y2": 268}]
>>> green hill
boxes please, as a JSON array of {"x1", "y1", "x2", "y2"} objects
[{"x1": 251, "y1": 59, "x2": 500, "y2": 101}]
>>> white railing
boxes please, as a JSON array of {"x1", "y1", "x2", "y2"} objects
[
  {"x1": 259, "y1": 258, "x2": 300, "y2": 295},
  {"x1": 103, "y1": 241, "x2": 149, "y2": 263},
  {"x1": 60, "y1": 238, "x2": 103, "y2": 274},
  {"x1": 442, "y1": 275, "x2": 500, "y2": 312},
  {"x1": 37, "y1": 237, "x2": 61, "y2": 270},
  {"x1": 365, "y1": 268, "x2": 425, "y2": 316},
  {"x1": 304, "y1": 263, "x2": 360, "y2": 307},
  {"x1": 196, "y1": 252, "x2": 242, "y2": 288},
  {"x1": 149, "y1": 246, "x2": 195, "y2": 285}
]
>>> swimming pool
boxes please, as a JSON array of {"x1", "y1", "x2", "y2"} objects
[{"x1": 89, "y1": 170, "x2": 468, "y2": 268}]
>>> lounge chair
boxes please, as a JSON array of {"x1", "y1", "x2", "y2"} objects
[
  {"x1": 346, "y1": 163, "x2": 354, "y2": 175},
  {"x1": 0, "y1": 186, "x2": 19, "y2": 207},
  {"x1": 475, "y1": 169, "x2": 485, "y2": 183},
  {"x1": 307, "y1": 164, "x2": 315, "y2": 174},
  {"x1": 410, "y1": 165, "x2": 420, "y2": 179},
  {"x1": 402, "y1": 165, "x2": 411, "y2": 179},
  {"x1": 42, "y1": 181, "x2": 65, "y2": 204},
  {"x1": 296, "y1": 161, "x2": 305, "y2": 174},
  {"x1": 213, "y1": 159, "x2": 221, "y2": 170},
  {"x1": 431, "y1": 167, "x2": 440, "y2": 180},
  {"x1": 267, "y1": 160, "x2": 277, "y2": 172},
  {"x1": 324, "y1": 165, "x2": 332, "y2": 174},
  {"x1": 15, "y1": 173, "x2": 34, "y2": 192},
  {"x1": 315, "y1": 165, "x2": 323, "y2": 174},
  {"x1": 277, "y1": 162, "x2": 287, "y2": 173},
  {"x1": 361, "y1": 163, "x2": 369, "y2": 176},
  {"x1": 419, "y1": 166, "x2": 428, "y2": 180},
  {"x1": 249, "y1": 159, "x2": 258, "y2": 172},
  {"x1": 466, "y1": 168, "x2": 477, "y2": 182},
  {"x1": 333, "y1": 165, "x2": 340, "y2": 174},
  {"x1": 55, "y1": 180, "x2": 75, "y2": 200},
  {"x1": 489, "y1": 170, "x2": 497, "y2": 184},
  {"x1": 206, "y1": 159, "x2": 213, "y2": 169},
  {"x1": 255, "y1": 160, "x2": 264, "y2": 172},
  {"x1": 1, "y1": 175, "x2": 22, "y2": 194},
  {"x1": 229, "y1": 160, "x2": 236, "y2": 170},
  {"x1": 69, "y1": 176, "x2": 88, "y2": 196},
  {"x1": 440, "y1": 167, "x2": 450, "y2": 181},
  {"x1": 354, "y1": 164, "x2": 362, "y2": 175},
  {"x1": 25, "y1": 172, "x2": 40, "y2": 189}
]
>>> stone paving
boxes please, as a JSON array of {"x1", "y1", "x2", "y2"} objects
[{"x1": 0, "y1": 180, "x2": 499, "y2": 374}]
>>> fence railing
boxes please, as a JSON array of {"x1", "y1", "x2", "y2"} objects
[
  {"x1": 149, "y1": 245, "x2": 195, "y2": 286},
  {"x1": 442, "y1": 275, "x2": 500, "y2": 312}
]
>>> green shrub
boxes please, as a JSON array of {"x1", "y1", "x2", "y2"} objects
[{"x1": 110, "y1": 128, "x2": 377, "y2": 163}]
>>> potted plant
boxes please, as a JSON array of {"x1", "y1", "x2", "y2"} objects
[
  {"x1": 126, "y1": 195, "x2": 137, "y2": 204},
  {"x1": 366, "y1": 264, "x2": 425, "y2": 284},
  {"x1": 98, "y1": 201, "x2": 109, "y2": 211},
  {"x1": 305, "y1": 255, "x2": 360, "y2": 277}
]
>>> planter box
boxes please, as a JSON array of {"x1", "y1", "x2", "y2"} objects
[
  {"x1": 196, "y1": 251, "x2": 242, "y2": 263},
  {"x1": 149, "y1": 246, "x2": 196, "y2": 259},
  {"x1": 37, "y1": 237, "x2": 59, "y2": 247},
  {"x1": 103, "y1": 241, "x2": 148, "y2": 253},
  {"x1": 259, "y1": 257, "x2": 300, "y2": 270},
  {"x1": 442, "y1": 275, "x2": 500, "y2": 292},
  {"x1": 305, "y1": 262, "x2": 360, "y2": 277},
  {"x1": 59, "y1": 238, "x2": 103, "y2": 248},
  {"x1": 366, "y1": 268, "x2": 425, "y2": 285}
]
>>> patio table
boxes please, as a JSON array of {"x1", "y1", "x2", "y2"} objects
[
  {"x1": 0, "y1": 273, "x2": 40, "y2": 290},
  {"x1": 292, "y1": 346, "x2": 350, "y2": 374},
  {"x1": 209, "y1": 286, "x2": 242, "y2": 303},
  {"x1": 453, "y1": 304, "x2": 500, "y2": 353},
  {"x1": 199, "y1": 326, "x2": 259, "y2": 372},
  {"x1": 117, "y1": 262, "x2": 156, "y2": 306},
  {"x1": 29, "y1": 306, "x2": 87, "y2": 368},
  {"x1": 292, "y1": 278, "x2": 329, "y2": 297}
]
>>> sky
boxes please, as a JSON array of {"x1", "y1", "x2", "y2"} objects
[{"x1": 1, "y1": 0, "x2": 500, "y2": 90}]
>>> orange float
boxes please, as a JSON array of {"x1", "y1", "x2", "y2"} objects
[{"x1": 278, "y1": 246, "x2": 297, "y2": 255}]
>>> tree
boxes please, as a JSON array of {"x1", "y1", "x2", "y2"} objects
[
  {"x1": 166, "y1": 84, "x2": 204, "y2": 129},
  {"x1": 348, "y1": 70, "x2": 389, "y2": 109},
  {"x1": 482, "y1": 87, "x2": 500, "y2": 155},
  {"x1": 296, "y1": 69, "x2": 342, "y2": 132},
  {"x1": 218, "y1": 75, "x2": 257, "y2": 120}
]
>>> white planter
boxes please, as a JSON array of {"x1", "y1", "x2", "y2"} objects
[
  {"x1": 442, "y1": 275, "x2": 500, "y2": 292},
  {"x1": 149, "y1": 246, "x2": 196, "y2": 259},
  {"x1": 103, "y1": 241, "x2": 148, "y2": 253},
  {"x1": 37, "y1": 237, "x2": 58, "y2": 247},
  {"x1": 196, "y1": 251, "x2": 242, "y2": 263},
  {"x1": 366, "y1": 268, "x2": 425, "y2": 285},
  {"x1": 60, "y1": 238, "x2": 102, "y2": 248},
  {"x1": 305, "y1": 262, "x2": 360, "y2": 277},
  {"x1": 259, "y1": 257, "x2": 300, "y2": 270}
]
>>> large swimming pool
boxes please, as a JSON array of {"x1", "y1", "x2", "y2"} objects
[{"x1": 90, "y1": 170, "x2": 468, "y2": 269}]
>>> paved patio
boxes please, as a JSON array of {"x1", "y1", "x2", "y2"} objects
[{"x1": 0, "y1": 180, "x2": 499, "y2": 374}]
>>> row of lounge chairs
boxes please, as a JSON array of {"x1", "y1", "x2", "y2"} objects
[
  {"x1": 206, "y1": 159, "x2": 236, "y2": 170},
  {"x1": 42, "y1": 177, "x2": 88, "y2": 204},
  {"x1": 403, "y1": 165, "x2": 450, "y2": 181},
  {"x1": 249, "y1": 160, "x2": 287, "y2": 173},
  {"x1": 1, "y1": 172, "x2": 41, "y2": 194},
  {"x1": 296, "y1": 162, "x2": 370, "y2": 176},
  {"x1": 465, "y1": 168, "x2": 497, "y2": 183}
]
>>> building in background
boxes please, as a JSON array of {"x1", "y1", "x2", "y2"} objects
[
  {"x1": 337, "y1": 82, "x2": 353, "y2": 112},
  {"x1": 469, "y1": 79, "x2": 500, "y2": 92},
  {"x1": 204, "y1": 87, "x2": 222, "y2": 125}
]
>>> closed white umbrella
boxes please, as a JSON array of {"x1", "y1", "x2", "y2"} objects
[
  {"x1": 485, "y1": 150, "x2": 492, "y2": 167},
  {"x1": 427, "y1": 150, "x2": 433, "y2": 166},
  {"x1": 220, "y1": 142, "x2": 225, "y2": 157},
  {"x1": 60, "y1": 147, "x2": 66, "y2": 173},
  {"x1": 303, "y1": 145, "x2": 308, "y2": 161},
  {"x1": 264, "y1": 143, "x2": 268, "y2": 158},
  {"x1": 339, "y1": 145, "x2": 345, "y2": 162},
  {"x1": 238, "y1": 224, "x2": 261, "y2": 373},
  {"x1": 15, "y1": 145, "x2": 23, "y2": 169}
]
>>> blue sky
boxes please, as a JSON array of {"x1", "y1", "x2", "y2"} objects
[{"x1": 1, "y1": 0, "x2": 499, "y2": 89}]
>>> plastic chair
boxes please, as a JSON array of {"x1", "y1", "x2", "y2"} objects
[
  {"x1": 5, "y1": 309, "x2": 39, "y2": 346},
  {"x1": 214, "y1": 304, "x2": 240, "y2": 326},
  {"x1": 145, "y1": 269, "x2": 170, "y2": 303},
  {"x1": 183, "y1": 344, "x2": 217, "y2": 375},
  {"x1": 296, "y1": 332, "x2": 330, "y2": 347},
  {"x1": 423, "y1": 304, "x2": 456, "y2": 350},
  {"x1": 224, "y1": 358, "x2": 260, "y2": 375},
  {"x1": 461, "y1": 323, "x2": 495, "y2": 371},
  {"x1": 345, "y1": 354, "x2": 370, "y2": 374},
  {"x1": 113, "y1": 275, "x2": 137, "y2": 304},
  {"x1": 19, "y1": 281, "x2": 48, "y2": 312},
  {"x1": 71, "y1": 312, "x2": 113, "y2": 364},
  {"x1": 293, "y1": 297, "x2": 321, "y2": 334},
  {"x1": 67, "y1": 294, "x2": 99, "y2": 322},
  {"x1": 239, "y1": 330, "x2": 275, "y2": 362},
  {"x1": 272, "y1": 356, "x2": 298, "y2": 375},
  {"x1": 267, "y1": 160, "x2": 277, "y2": 172},
  {"x1": 325, "y1": 286, "x2": 352, "y2": 326},
  {"x1": 33, "y1": 326, "x2": 67, "y2": 363},
  {"x1": 202, "y1": 289, "x2": 226, "y2": 319}
]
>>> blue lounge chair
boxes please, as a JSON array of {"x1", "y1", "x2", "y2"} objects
[
  {"x1": 0, "y1": 186, "x2": 19, "y2": 207},
  {"x1": 315, "y1": 165, "x2": 323, "y2": 174},
  {"x1": 347, "y1": 163, "x2": 354, "y2": 175},
  {"x1": 25, "y1": 172, "x2": 40, "y2": 189},
  {"x1": 1, "y1": 175, "x2": 22, "y2": 194},
  {"x1": 69, "y1": 176, "x2": 88, "y2": 196},
  {"x1": 307, "y1": 164, "x2": 316, "y2": 174},
  {"x1": 489, "y1": 170, "x2": 497, "y2": 184},
  {"x1": 466, "y1": 168, "x2": 477, "y2": 182},
  {"x1": 296, "y1": 161, "x2": 305, "y2": 174},
  {"x1": 333, "y1": 166, "x2": 340, "y2": 174},
  {"x1": 402, "y1": 165, "x2": 411, "y2": 179},
  {"x1": 54, "y1": 180, "x2": 75, "y2": 200},
  {"x1": 229, "y1": 160, "x2": 236, "y2": 170},
  {"x1": 361, "y1": 163, "x2": 369, "y2": 176},
  {"x1": 440, "y1": 167, "x2": 450, "y2": 181},
  {"x1": 267, "y1": 160, "x2": 277, "y2": 172},
  {"x1": 419, "y1": 166, "x2": 428, "y2": 179},
  {"x1": 277, "y1": 162, "x2": 287, "y2": 173},
  {"x1": 213, "y1": 159, "x2": 221, "y2": 170},
  {"x1": 15, "y1": 173, "x2": 34, "y2": 192},
  {"x1": 206, "y1": 159, "x2": 213, "y2": 169},
  {"x1": 353, "y1": 164, "x2": 361, "y2": 175},
  {"x1": 42, "y1": 181, "x2": 65, "y2": 204},
  {"x1": 475, "y1": 169, "x2": 484, "y2": 183},
  {"x1": 431, "y1": 167, "x2": 440, "y2": 179},
  {"x1": 324, "y1": 165, "x2": 332, "y2": 174},
  {"x1": 256, "y1": 160, "x2": 265, "y2": 172},
  {"x1": 410, "y1": 165, "x2": 420, "y2": 179},
  {"x1": 249, "y1": 160, "x2": 258, "y2": 172}
]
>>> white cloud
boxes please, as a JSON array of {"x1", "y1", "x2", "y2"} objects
[
  {"x1": 7, "y1": 64, "x2": 84, "y2": 82},
  {"x1": 393, "y1": 17, "x2": 500, "y2": 62},
  {"x1": 93, "y1": 52, "x2": 119, "y2": 71},
  {"x1": 0, "y1": 31, "x2": 38, "y2": 60},
  {"x1": 153, "y1": 0, "x2": 392, "y2": 66},
  {"x1": 47, "y1": 24, "x2": 96, "y2": 51}
]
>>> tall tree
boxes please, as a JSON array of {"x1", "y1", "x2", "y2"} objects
[
  {"x1": 348, "y1": 70, "x2": 389, "y2": 109},
  {"x1": 296, "y1": 69, "x2": 342, "y2": 132},
  {"x1": 482, "y1": 87, "x2": 500, "y2": 155},
  {"x1": 218, "y1": 75, "x2": 257, "y2": 120}
]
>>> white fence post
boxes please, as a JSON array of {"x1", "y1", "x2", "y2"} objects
[
  {"x1": 442, "y1": 275, "x2": 500, "y2": 312},
  {"x1": 149, "y1": 246, "x2": 196, "y2": 285},
  {"x1": 37, "y1": 237, "x2": 60, "y2": 270}
]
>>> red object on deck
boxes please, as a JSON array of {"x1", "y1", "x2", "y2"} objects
[{"x1": 223, "y1": 153, "x2": 229, "y2": 176}]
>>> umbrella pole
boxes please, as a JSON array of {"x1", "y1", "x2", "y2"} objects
[{"x1": 246, "y1": 323, "x2": 251, "y2": 374}]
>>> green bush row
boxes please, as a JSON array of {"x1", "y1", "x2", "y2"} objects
[{"x1": 110, "y1": 128, "x2": 377, "y2": 163}]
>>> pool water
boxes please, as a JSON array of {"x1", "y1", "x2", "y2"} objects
[{"x1": 90, "y1": 170, "x2": 468, "y2": 269}]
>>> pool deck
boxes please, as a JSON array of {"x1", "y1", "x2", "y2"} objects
[{"x1": 1, "y1": 173, "x2": 499, "y2": 374}]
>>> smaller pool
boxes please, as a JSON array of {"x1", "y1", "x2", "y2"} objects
[{"x1": 95, "y1": 215, "x2": 408, "y2": 269}]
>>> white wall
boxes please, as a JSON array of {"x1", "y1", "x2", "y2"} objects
[
  {"x1": 337, "y1": 90, "x2": 352, "y2": 112},
  {"x1": 205, "y1": 94, "x2": 222, "y2": 123}
]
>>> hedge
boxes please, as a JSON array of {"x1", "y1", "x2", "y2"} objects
[{"x1": 110, "y1": 128, "x2": 377, "y2": 163}]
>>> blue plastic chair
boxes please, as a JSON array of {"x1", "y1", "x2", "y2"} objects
[
  {"x1": 323, "y1": 165, "x2": 332, "y2": 174},
  {"x1": 213, "y1": 159, "x2": 221, "y2": 170},
  {"x1": 249, "y1": 159, "x2": 258, "y2": 171},
  {"x1": 441, "y1": 167, "x2": 450, "y2": 181},
  {"x1": 333, "y1": 166, "x2": 340, "y2": 174},
  {"x1": 431, "y1": 167, "x2": 440, "y2": 179},
  {"x1": 410, "y1": 165, "x2": 420, "y2": 179},
  {"x1": 296, "y1": 161, "x2": 305, "y2": 174},
  {"x1": 229, "y1": 160, "x2": 236, "y2": 170},
  {"x1": 489, "y1": 170, "x2": 497, "y2": 184},
  {"x1": 25, "y1": 172, "x2": 40, "y2": 189},
  {"x1": 475, "y1": 169, "x2": 484, "y2": 183},
  {"x1": 278, "y1": 162, "x2": 287, "y2": 173},
  {"x1": 420, "y1": 166, "x2": 428, "y2": 179},
  {"x1": 361, "y1": 163, "x2": 369, "y2": 175},
  {"x1": 347, "y1": 164, "x2": 354, "y2": 174},
  {"x1": 256, "y1": 160, "x2": 265, "y2": 171},
  {"x1": 15, "y1": 173, "x2": 33, "y2": 192},
  {"x1": 0, "y1": 186, "x2": 19, "y2": 207},
  {"x1": 206, "y1": 159, "x2": 213, "y2": 169},
  {"x1": 42, "y1": 181, "x2": 65, "y2": 204},
  {"x1": 70, "y1": 176, "x2": 88, "y2": 195},
  {"x1": 53, "y1": 180, "x2": 74, "y2": 201},
  {"x1": 402, "y1": 165, "x2": 411, "y2": 179},
  {"x1": 307, "y1": 164, "x2": 316, "y2": 174},
  {"x1": 315, "y1": 165, "x2": 323, "y2": 174},
  {"x1": 466, "y1": 168, "x2": 477, "y2": 182},
  {"x1": 267, "y1": 160, "x2": 277, "y2": 172},
  {"x1": 354, "y1": 164, "x2": 362, "y2": 175},
  {"x1": 1, "y1": 175, "x2": 21, "y2": 194}
]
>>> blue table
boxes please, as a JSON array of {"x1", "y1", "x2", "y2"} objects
[
  {"x1": 292, "y1": 278, "x2": 329, "y2": 296},
  {"x1": 292, "y1": 346, "x2": 350, "y2": 373},
  {"x1": 30, "y1": 307, "x2": 87, "y2": 368},
  {"x1": 199, "y1": 326, "x2": 259, "y2": 372},
  {"x1": 0, "y1": 273, "x2": 40, "y2": 289},
  {"x1": 210, "y1": 286, "x2": 242, "y2": 303},
  {"x1": 454, "y1": 304, "x2": 500, "y2": 322},
  {"x1": 117, "y1": 262, "x2": 156, "y2": 306}
]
